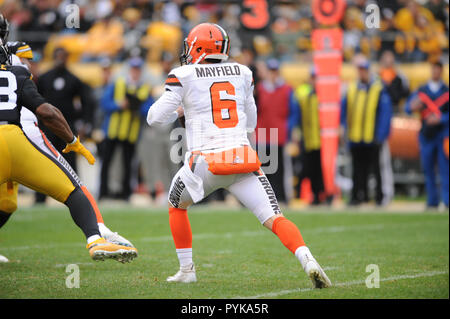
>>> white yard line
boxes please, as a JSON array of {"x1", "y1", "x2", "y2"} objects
[
  {"x1": 55, "y1": 262, "x2": 95, "y2": 268},
  {"x1": 234, "y1": 270, "x2": 449, "y2": 299}
]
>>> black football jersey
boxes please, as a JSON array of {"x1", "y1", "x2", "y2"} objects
[{"x1": 0, "y1": 64, "x2": 46, "y2": 126}]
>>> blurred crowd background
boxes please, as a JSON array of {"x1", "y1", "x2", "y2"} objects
[
  {"x1": 1, "y1": 0, "x2": 449, "y2": 209},
  {"x1": 2, "y1": 0, "x2": 449, "y2": 63}
]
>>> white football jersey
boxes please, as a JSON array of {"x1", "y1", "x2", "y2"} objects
[{"x1": 147, "y1": 62, "x2": 257, "y2": 152}]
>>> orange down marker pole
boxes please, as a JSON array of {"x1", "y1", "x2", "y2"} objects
[{"x1": 311, "y1": 0, "x2": 346, "y2": 197}]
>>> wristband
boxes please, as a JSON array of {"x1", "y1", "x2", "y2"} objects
[{"x1": 69, "y1": 136, "x2": 77, "y2": 144}]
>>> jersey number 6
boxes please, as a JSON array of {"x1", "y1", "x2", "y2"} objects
[{"x1": 210, "y1": 81, "x2": 238, "y2": 129}]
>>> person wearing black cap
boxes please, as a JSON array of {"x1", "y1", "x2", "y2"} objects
[{"x1": 99, "y1": 56, "x2": 153, "y2": 200}]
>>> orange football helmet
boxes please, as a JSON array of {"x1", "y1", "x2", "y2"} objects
[{"x1": 180, "y1": 23, "x2": 230, "y2": 65}]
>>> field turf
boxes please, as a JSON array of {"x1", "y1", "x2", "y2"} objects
[{"x1": 0, "y1": 206, "x2": 448, "y2": 299}]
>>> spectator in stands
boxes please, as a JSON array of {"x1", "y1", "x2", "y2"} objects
[
  {"x1": 99, "y1": 57, "x2": 153, "y2": 200},
  {"x1": 378, "y1": 9, "x2": 398, "y2": 57},
  {"x1": 425, "y1": 0, "x2": 448, "y2": 26},
  {"x1": 255, "y1": 58, "x2": 299, "y2": 204},
  {"x1": 133, "y1": 0, "x2": 155, "y2": 20},
  {"x1": 342, "y1": 6, "x2": 365, "y2": 61},
  {"x1": 291, "y1": 67, "x2": 326, "y2": 205},
  {"x1": 119, "y1": 7, "x2": 148, "y2": 60},
  {"x1": 405, "y1": 61, "x2": 449, "y2": 209},
  {"x1": 341, "y1": 58, "x2": 393, "y2": 206},
  {"x1": 16, "y1": 0, "x2": 62, "y2": 51},
  {"x1": 394, "y1": 0, "x2": 445, "y2": 62},
  {"x1": 83, "y1": 12, "x2": 124, "y2": 61}
]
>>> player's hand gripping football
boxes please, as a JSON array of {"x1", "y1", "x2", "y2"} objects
[{"x1": 63, "y1": 136, "x2": 96, "y2": 165}]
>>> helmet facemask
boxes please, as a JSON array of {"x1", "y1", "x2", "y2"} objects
[{"x1": 180, "y1": 37, "x2": 196, "y2": 65}]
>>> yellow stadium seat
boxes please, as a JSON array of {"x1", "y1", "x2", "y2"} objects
[
  {"x1": 141, "y1": 22, "x2": 182, "y2": 62},
  {"x1": 85, "y1": 19, "x2": 124, "y2": 57}
]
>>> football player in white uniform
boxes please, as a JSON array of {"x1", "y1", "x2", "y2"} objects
[
  {"x1": 0, "y1": 39, "x2": 135, "y2": 263},
  {"x1": 146, "y1": 23, "x2": 331, "y2": 288}
]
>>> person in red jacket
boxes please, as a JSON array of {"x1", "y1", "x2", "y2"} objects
[{"x1": 255, "y1": 59, "x2": 299, "y2": 203}]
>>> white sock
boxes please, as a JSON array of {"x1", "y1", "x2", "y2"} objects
[
  {"x1": 98, "y1": 223, "x2": 112, "y2": 236},
  {"x1": 295, "y1": 246, "x2": 314, "y2": 269},
  {"x1": 87, "y1": 235, "x2": 101, "y2": 245},
  {"x1": 176, "y1": 248, "x2": 193, "y2": 268}
]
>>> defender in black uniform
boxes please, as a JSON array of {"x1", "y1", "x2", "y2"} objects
[{"x1": 0, "y1": 44, "x2": 137, "y2": 262}]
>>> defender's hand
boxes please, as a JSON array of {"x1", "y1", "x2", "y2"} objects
[{"x1": 63, "y1": 136, "x2": 96, "y2": 165}]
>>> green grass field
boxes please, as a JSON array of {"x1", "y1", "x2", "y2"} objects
[{"x1": 0, "y1": 206, "x2": 448, "y2": 299}]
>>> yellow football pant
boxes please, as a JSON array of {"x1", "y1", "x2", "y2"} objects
[{"x1": 0, "y1": 125, "x2": 76, "y2": 204}]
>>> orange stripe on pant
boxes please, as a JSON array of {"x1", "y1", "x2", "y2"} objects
[
  {"x1": 39, "y1": 128, "x2": 59, "y2": 158},
  {"x1": 169, "y1": 207, "x2": 192, "y2": 249},
  {"x1": 81, "y1": 186, "x2": 104, "y2": 224}
]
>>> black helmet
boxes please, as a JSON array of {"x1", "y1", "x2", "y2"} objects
[{"x1": 0, "y1": 14, "x2": 10, "y2": 43}]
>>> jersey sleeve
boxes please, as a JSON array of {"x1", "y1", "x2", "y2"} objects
[
  {"x1": 146, "y1": 90, "x2": 182, "y2": 126},
  {"x1": 242, "y1": 65, "x2": 257, "y2": 132},
  {"x1": 17, "y1": 78, "x2": 46, "y2": 113},
  {"x1": 147, "y1": 69, "x2": 185, "y2": 126},
  {"x1": 164, "y1": 72, "x2": 184, "y2": 98}
]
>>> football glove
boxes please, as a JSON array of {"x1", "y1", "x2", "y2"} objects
[{"x1": 63, "y1": 136, "x2": 96, "y2": 165}]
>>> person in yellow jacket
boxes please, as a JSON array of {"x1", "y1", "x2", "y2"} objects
[
  {"x1": 292, "y1": 68, "x2": 325, "y2": 205},
  {"x1": 340, "y1": 59, "x2": 393, "y2": 206}
]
